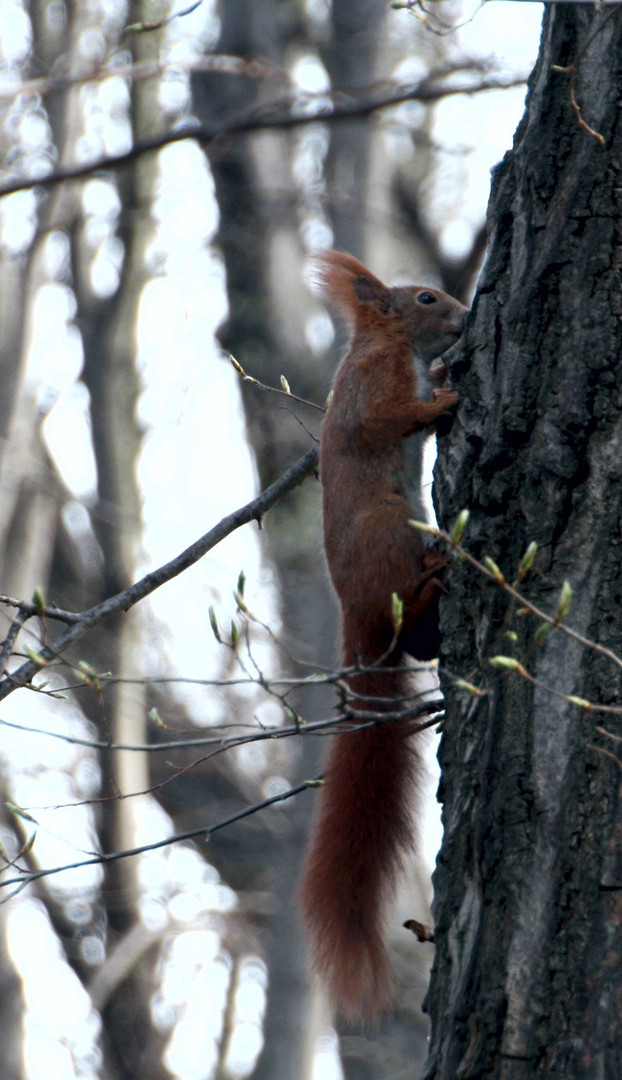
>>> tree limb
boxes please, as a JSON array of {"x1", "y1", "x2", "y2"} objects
[
  {"x1": 0, "y1": 76, "x2": 526, "y2": 200},
  {"x1": 0, "y1": 446, "x2": 318, "y2": 701}
]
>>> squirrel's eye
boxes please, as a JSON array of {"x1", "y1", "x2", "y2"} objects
[{"x1": 417, "y1": 291, "x2": 437, "y2": 305}]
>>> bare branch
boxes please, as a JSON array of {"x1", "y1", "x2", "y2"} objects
[
  {"x1": 125, "y1": 0, "x2": 204, "y2": 34},
  {"x1": 415, "y1": 519, "x2": 622, "y2": 670},
  {"x1": 0, "y1": 446, "x2": 318, "y2": 701},
  {"x1": 0, "y1": 704, "x2": 444, "y2": 895},
  {"x1": 0, "y1": 76, "x2": 527, "y2": 200},
  {"x1": 0, "y1": 777, "x2": 320, "y2": 899},
  {"x1": 0, "y1": 595, "x2": 82, "y2": 624},
  {"x1": 0, "y1": 676, "x2": 443, "y2": 756},
  {"x1": 0, "y1": 55, "x2": 279, "y2": 105},
  {"x1": 0, "y1": 608, "x2": 30, "y2": 671},
  {"x1": 22, "y1": 701, "x2": 444, "y2": 815}
]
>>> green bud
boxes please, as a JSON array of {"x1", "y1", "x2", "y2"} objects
[
  {"x1": 568, "y1": 695, "x2": 591, "y2": 710},
  {"x1": 234, "y1": 591, "x2": 248, "y2": 614},
  {"x1": 489, "y1": 655, "x2": 522, "y2": 672},
  {"x1": 78, "y1": 660, "x2": 97, "y2": 676},
  {"x1": 409, "y1": 519, "x2": 437, "y2": 534},
  {"x1": 149, "y1": 707, "x2": 164, "y2": 727},
  {"x1": 229, "y1": 353, "x2": 246, "y2": 377},
  {"x1": 208, "y1": 606, "x2": 222, "y2": 643},
  {"x1": 454, "y1": 679, "x2": 486, "y2": 697},
  {"x1": 484, "y1": 556, "x2": 505, "y2": 584},
  {"x1": 21, "y1": 831, "x2": 37, "y2": 855},
  {"x1": 517, "y1": 541, "x2": 538, "y2": 582},
  {"x1": 24, "y1": 646, "x2": 47, "y2": 666},
  {"x1": 450, "y1": 509, "x2": 470, "y2": 544},
  {"x1": 6, "y1": 802, "x2": 37, "y2": 823},
  {"x1": 391, "y1": 593, "x2": 404, "y2": 633},
  {"x1": 554, "y1": 581, "x2": 573, "y2": 623}
]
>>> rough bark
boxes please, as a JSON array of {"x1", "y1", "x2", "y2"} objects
[{"x1": 428, "y1": 9, "x2": 622, "y2": 1079}]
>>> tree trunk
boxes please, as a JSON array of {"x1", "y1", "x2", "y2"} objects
[
  {"x1": 428, "y1": 8, "x2": 622, "y2": 1078},
  {"x1": 192, "y1": 8, "x2": 345, "y2": 1078}
]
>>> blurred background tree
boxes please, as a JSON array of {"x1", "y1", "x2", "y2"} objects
[{"x1": 0, "y1": 2, "x2": 541, "y2": 1078}]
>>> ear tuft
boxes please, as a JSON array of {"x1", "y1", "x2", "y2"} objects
[
  {"x1": 354, "y1": 275, "x2": 392, "y2": 313},
  {"x1": 313, "y1": 250, "x2": 389, "y2": 327}
]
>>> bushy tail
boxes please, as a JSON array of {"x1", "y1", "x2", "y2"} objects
[{"x1": 300, "y1": 662, "x2": 418, "y2": 1020}]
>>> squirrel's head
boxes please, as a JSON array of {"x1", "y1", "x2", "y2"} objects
[
  {"x1": 389, "y1": 285, "x2": 469, "y2": 361},
  {"x1": 315, "y1": 250, "x2": 468, "y2": 361}
]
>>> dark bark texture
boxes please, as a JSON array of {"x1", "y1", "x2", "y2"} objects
[{"x1": 428, "y1": 9, "x2": 622, "y2": 1079}]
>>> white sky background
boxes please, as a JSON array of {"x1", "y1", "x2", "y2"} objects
[{"x1": 0, "y1": 2, "x2": 544, "y2": 1078}]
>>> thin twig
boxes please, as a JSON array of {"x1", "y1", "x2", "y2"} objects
[
  {"x1": 551, "y1": 8, "x2": 617, "y2": 146},
  {"x1": 0, "y1": 777, "x2": 320, "y2": 899},
  {"x1": 0, "y1": 54, "x2": 280, "y2": 105},
  {"x1": 229, "y1": 354, "x2": 325, "y2": 413},
  {"x1": 0, "y1": 689, "x2": 443, "y2": 757},
  {"x1": 0, "y1": 446, "x2": 318, "y2": 702},
  {"x1": 22, "y1": 701, "x2": 444, "y2": 814},
  {"x1": 1, "y1": 703, "x2": 443, "y2": 894},
  {"x1": 0, "y1": 596, "x2": 81, "y2": 624},
  {"x1": 430, "y1": 526, "x2": 622, "y2": 672},
  {"x1": 0, "y1": 608, "x2": 30, "y2": 672},
  {"x1": 125, "y1": 1, "x2": 203, "y2": 33}
]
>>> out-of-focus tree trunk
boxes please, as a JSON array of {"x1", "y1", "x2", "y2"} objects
[
  {"x1": 0, "y1": 5, "x2": 84, "y2": 1069},
  {"x1": 0, "y1": 800, "x2": 24, "y2": 1080},
  {"x1": 318, "y1": 0, "x2": 386, "y2": 257},
  {"x1": 74, "y1": 5, "x2": 167, "y2": 1073},
  {"x1": 429, "y1": 9, "x2": 622, "y2": 1078},
  {"x1": 0, "y1": 2, "x2": 164, "y2": 1075},
  {"x1": 193, "y1": 9, "x2": 327, "y2": 1075},
  {"x1": 192, "y1": 4, "x2": 411, "y2": 1075},
  {"x1": 0, "y1": 911, "x2": 22, "y2": 1080}
]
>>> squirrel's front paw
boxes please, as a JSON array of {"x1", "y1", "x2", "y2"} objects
[{"x1": 432, "y1": 386, "x2": 459, "y2": 412}]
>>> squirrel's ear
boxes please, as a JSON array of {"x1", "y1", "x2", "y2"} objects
[
  {"x1": 354, "y1": 274, "x2": 392, "y2": 313},
  {"x1": 313, "y1": 250, "x2": 390, "y2": 327}
]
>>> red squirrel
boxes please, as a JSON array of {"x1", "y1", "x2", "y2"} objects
[{"x1": 300, "y1": 250, "x2": 468, "y2": 1019}]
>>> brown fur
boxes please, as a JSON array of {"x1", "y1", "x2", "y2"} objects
[{"x1": 300, "y1": 251, "x2": 468, "y2": 1019}]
